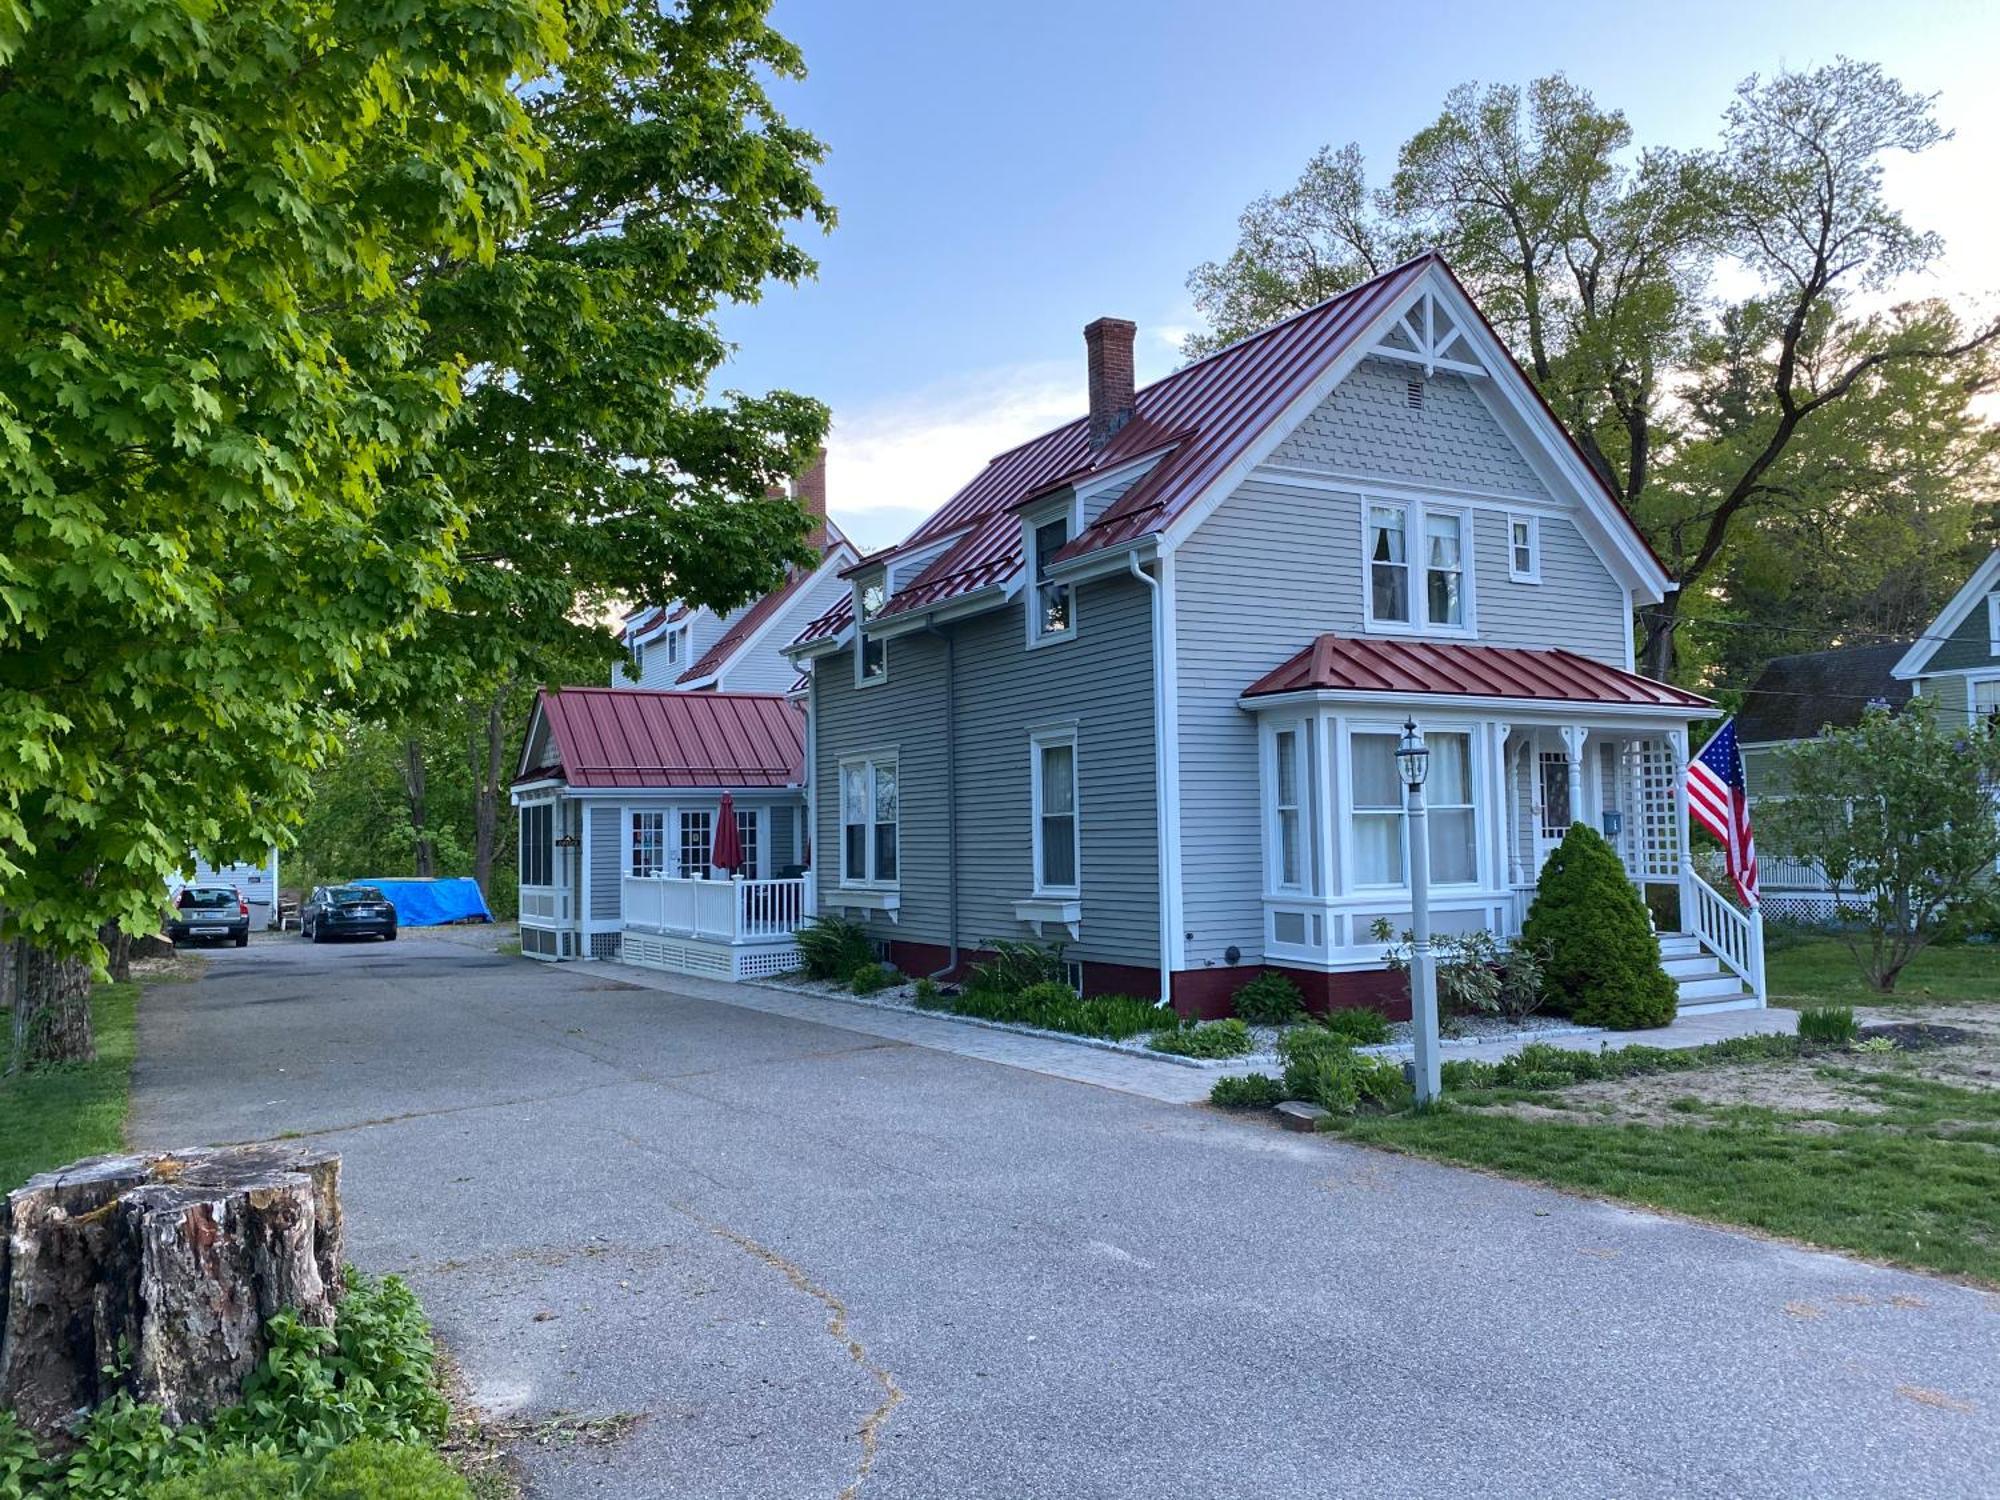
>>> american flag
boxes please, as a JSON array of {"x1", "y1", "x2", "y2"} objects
[{"x1": 1688, "y1": 718, "x2": 1758, "y2": 908}]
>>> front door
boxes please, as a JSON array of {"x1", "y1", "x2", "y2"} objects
[{"x1": 1535, "y1": 747, "x2": 1572, "y2": 868}]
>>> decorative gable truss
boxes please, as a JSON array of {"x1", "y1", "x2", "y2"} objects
[{"x1": 1367, "y1": 288, "x2": 1487, "y2": 379}]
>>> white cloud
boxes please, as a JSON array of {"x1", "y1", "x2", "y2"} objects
[{"x1": 823, "y1": 360, "x2": 1081, "y2": 552}]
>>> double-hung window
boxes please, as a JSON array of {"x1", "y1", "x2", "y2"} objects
[
  {"x1": 1272, "y1": 725, "x2": 1308, "y2": 891},
  {"x1": 1424, "y1": 511, "x2": 1465, "y2": 627},
  {"x1": 1367, "y1": 505, "x2": 1410, "y2": 625},
  {"x1": 678, "y1": 811, "x2": 713, "y2": 878},
  {"x1": 1030, "y1": 515, "x2": 1074, "y2": 643},
  {"x1": 630, "y1": 811, "x2": 665, "y2": 877},
  {"x1": 630, "y1": 639, "x2": 645, "y2": 677},
  {"x1": 856, "y1": 573, "x2": 888, "y2": 685},
  {"x1": 841, "y1": 756, "x2": 898, "y2": 884},
  {"x1": 1425, "y1": 732, "x2": 1478, "y2": 884},
  {"x1": 1031, "y1": 728, "x2": 1079, "y2": 894},
  {"x1": 665, "y1": 627, "x2": 684, "y2": 667},
  {"x1": 1350, "y1": 732, "x2": 1406, "y2": 886}
]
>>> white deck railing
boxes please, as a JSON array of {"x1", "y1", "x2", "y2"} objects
[
  {"x1": 622, "y1": 874, "x2": 808, "y2": 945},
  {"x1": 1685, "y1": 867, "x2": 1765, "y2": 1001}
]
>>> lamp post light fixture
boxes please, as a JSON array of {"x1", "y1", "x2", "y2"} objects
[{"x1": 1396, "y1": 717, "x2": 1441, "y2": 1106}]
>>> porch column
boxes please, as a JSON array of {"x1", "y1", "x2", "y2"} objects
[
  {"x1": 1560, "y1": 725, "x2": 1589, "y2": 837},
  {"x1": 1491, "y1": 722, "x2": 1514, "y2": 887},
  {"x1": 1668, "y1": 726, "x2": 1692, "y2": 930},
  {"x1": 1313, "y1": 712, "x2": 1339, "y2": 910}
]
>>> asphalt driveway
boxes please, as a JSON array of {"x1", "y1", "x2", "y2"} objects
[{"x1": 132, "y1": 936, "x2": 2000, "y2": 1498}]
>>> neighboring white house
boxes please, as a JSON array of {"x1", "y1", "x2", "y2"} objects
[
  {"x1": 615, "y1": 451, "x2": 858, "y2": 694},
  {"x1": 784, "y1": 253, "x2": 1758, "y2": 1017}
]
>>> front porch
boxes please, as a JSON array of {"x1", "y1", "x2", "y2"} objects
[{"x1": 1242, "y1": 638, "x2": 1764, "y2": 1013}]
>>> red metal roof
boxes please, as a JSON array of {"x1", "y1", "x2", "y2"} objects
[
  {"x1": 520, "y1": 688, "x2": 805, "y2": 789},
  {"x1": 1244, "y1": 634, "x2": 1714, "y2": 710},
  {"x1": 790, "y1": 251, "x2": 1668, "y2": 650}
]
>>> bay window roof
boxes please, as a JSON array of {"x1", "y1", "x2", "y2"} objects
[{"x1": 1243, "y1": 634, "x2": 1715, "y2": 711}]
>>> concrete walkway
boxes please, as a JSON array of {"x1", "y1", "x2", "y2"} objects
[{"x1": 609, "y1": 962, "x2": 1797, "y2": 1099}]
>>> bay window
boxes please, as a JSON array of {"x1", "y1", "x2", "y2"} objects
[
  {"x1": 841, "y1": 756, "x2": 898, "y2": 885},
  {"x1": 631, "y1": 811, "x2": 665, "y2": 877},
  {"x1": 1347, "y1": 725, "x2": 1479, "y2": 889},
  {"x1": 1424, "y1": 732, "x2": 1478, "y2": 884},
  {"x1": 1031, "y1": 728, "x2": 1079, "y2": 894},
  {"x1": 1272, "y1": 725, "x2": 1308, "y2": 891}
]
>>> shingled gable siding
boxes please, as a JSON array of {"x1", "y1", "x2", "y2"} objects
[
  {"x1": 1171, "y1": 355, "x2": 1634, "y2": 974},
  {"x1": 811, "y1": 574, "x2": 1159, "y2": 969},
  {"x1": 1925, "y1": 592, "x2": 2000, "y2": 673}
]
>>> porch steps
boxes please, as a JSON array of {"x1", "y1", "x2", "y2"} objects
[{"x1": 1657, "y1": 932, "x2": 1753, "y2": 1014}]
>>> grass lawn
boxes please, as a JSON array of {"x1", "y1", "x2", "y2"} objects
[
  {"x1": 0, "y1": 981, "x2": 140, "y2": 1193},
  {"x1": 1339, "y1": 1054, "x2": 2000, "y2": 1284},
  {"x1": 1765, "y1": 934, "x2": 1999, "y2": 1007}
]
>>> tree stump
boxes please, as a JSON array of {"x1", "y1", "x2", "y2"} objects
[{"x1": 0, "y1": 1144, "x2": 343, "y2": 1438}]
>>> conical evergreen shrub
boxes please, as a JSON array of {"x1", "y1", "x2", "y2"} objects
[{"x1": 1519, "y1": 823, "x2": 1676, "y2": 1029}]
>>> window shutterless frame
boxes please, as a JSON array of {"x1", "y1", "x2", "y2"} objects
[
  {"x1": 854, "y1": 572, "x2": 889, "y2": 687},
  {"x1": 1360, "y1": 495, "x2": 1476, "y2": 637},
  {"x1": 1025, "y1": 508, "x2": 1078, "y2": 647},
  {"x1": 1507, "y1": 513, "x2": 1540, "y2": 583},
  {"x1": 1029, "y1": 724, "x2": 1080, "y2": 896},
  {"x1": 839, "y1": 754, "x2": 899, "y2": 886}
]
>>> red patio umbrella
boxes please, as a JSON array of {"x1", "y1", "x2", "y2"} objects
[{"x1": 711, "y1": 792, "x2": 744, "y2": 876}]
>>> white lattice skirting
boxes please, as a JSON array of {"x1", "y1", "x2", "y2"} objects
[{"x1": 618, "y1": 928, "x2": 801, "y2": 981}]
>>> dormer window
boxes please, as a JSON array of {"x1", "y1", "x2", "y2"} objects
[
  {"x1": 665, "y1": 626, "x2": 685, "y2": 667},
  {"x1": 855, "y1": 571, "x2": 888, "y2": 686},
  {"x1": 630, "y1": 638, "x2": 645, "y2": 677},
  {"x1": 1029, "y1": 513, "x2": 1075, "y2": 645}
]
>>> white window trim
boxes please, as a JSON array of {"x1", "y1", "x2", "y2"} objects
[
  {"x1": 1968, "y1": 670, "x2": 2000, "y2": 727},
  {"x1": 1029, "y1": 723, "x2": 1081, "y2": 897},
  {"x1": 629, "y1": 808, "x2": 666, "y2": 878},
  {"x1": 1024, "y1": 503, "x2": 1081, "y2": 649},
  {"x1": 1263, "y1": 718, "x2": 1316, "y2": 897},
  {"x1": 1360, "y1": 496, "x2": 1477, "y2": 637},
  {"x1": 1507, "y1": 513, "x2": 1540, "y2": 584},
  {"x1": 854, "y1": 573, "x2": 890, "y2": 689},
  {"x1": 664, "y1": 625, "x2": 687, "y2": 667},
  {"x1": 838, "y1": 751, "x2": 899, "y2": 888},
  {"x1": 630, "y1": 638, "x2": 645, "y2": 676},
  {"x1": 1987, "y1": 593, "x2": 1999, "y2": 656}
]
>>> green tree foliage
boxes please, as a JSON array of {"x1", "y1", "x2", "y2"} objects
[
  {"x1": 1762, "y1": 698, "x2": 2000, "y2": 992},
  {"x1": 0, "y1": 0, "x2": 574, "y2": 1059},
  {"x1": 1519, "y1": 824, "x2": 1677, "y2": 1029},
  {"x1": 1184, "y1": 61, "x2": 2000, "y2": 682}
]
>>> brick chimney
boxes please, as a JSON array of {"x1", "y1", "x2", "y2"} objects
[
  {"x1": 1084, "y1": 317, "x2": 1136, "y2": 450},
  {"x1": 796, "y1": 446, "x2": 828, "y2": 551}
]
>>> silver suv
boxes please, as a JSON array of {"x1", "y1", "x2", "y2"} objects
[{"x1": 169, "y1": 884, "x2": 250, "y2": 947}]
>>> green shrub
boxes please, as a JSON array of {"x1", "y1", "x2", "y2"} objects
[
  {"x1": 1443, "y1": 1033, "x2": 1806, "y2": 1095},
  {"x1": 0, "y1": 1411, "x2": 49, "y2": 1500},
  {"x1": 56, "y1": 1394, "x2": 209, "y2": 1498},
  {"x1": 911, "y1": 976, "x2": 943, "y2": 1007},
  {"x1": 1518, "y1": 824, "x2": 1676, "y2": 1029},
  {"x1": 943, "y1": 986, "x2": 1162, "y2": 1040},
  {"x1": 1148, "y1": 1018, "x2": 1253, "y2": 1058},
  {"x1": 1231, "y1": 972, "x2": 1304, "y2": 1026},
  {"x1": 1209, "y1": 1073, "x2": 1285, "y2": 1109},
  {"x1": 849, "y1": 962, "x2": 897, "y2": 995},
  {"x1": 143, "y1": 1449, "x2": 294, "y2": 1500},
  {"x1": 1320, "y1": 1006, "x2": 1391, "y2": 1045},
  {"x1": 1797, "y1": 1005, "x2": 1859, "y2": 1044},
  {"x1": 966, "y1": 938, "x2": 1066, "y2": 994},
  {"x1": 1274, "y1": 1027, "x2": 1407, "y2": 1114},
  {"x1": 310, "y1": 1439, "x2": 469, "y2": 1500},
  {"x1": 795, "y1": 914, "x2": 876, "y2": 980}
]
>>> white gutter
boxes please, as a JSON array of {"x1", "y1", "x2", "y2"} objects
[{"x1": 1128, "y1": 553, "x2": 1175, "y2": 1010}]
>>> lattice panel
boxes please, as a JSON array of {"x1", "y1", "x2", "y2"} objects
[{"x1": 1635, "y1": 739, "x2": 1681, "y2": 880}]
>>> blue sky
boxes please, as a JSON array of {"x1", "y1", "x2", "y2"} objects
[{"x1": 718, "y1": 0, "x2": 2000, "y2": 550}]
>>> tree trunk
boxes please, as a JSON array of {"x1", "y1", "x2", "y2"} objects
[
  {"x1": 399, "y1": 736, "x2": 435, "y2": 878},
  {"x1": 99, "y1": 923, "x2": 132, "y2": 984},
  {"x1": 10, "y1": 944, "x2": 94, "y2": 1070},
  {"x1": 0, "y1": 1144, "x2": 343, "y2": 1438},
  {"x1": 468, "y1": 688, "x2": 509, "y2": 899},
  {"x1": 1638, "y1": 590, "x2": 1680, "y2": 682}
]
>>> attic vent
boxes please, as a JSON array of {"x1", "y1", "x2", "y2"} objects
[{"x1": 1406, "y1": 378, "x2": 1425, "y2": 411}]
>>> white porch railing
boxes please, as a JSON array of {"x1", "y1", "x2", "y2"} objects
[
  {"x1": 622, "y1": 874, "x2": 808, "y2": 945},
  {"x1": 1685, "y1": 868, "x2": 1765, "y2": 1001}
]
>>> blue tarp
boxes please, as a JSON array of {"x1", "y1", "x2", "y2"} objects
[{"x1": 349, "y1": 877, "x2": 493, "y2": 927}]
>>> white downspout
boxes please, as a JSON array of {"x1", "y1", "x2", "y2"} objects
[{"x1": 1128, "y1": 553, "x2": 1174, "y2": 1010}]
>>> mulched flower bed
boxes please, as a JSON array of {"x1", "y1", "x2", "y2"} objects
[{"x1": 1856, "y1": 1021, "x2": 1973, "y2": 1051}]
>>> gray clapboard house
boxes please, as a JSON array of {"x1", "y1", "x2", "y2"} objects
[
  {"x1": 1737, "y1": 548, "x2": 2000, "y2": 919},
  {"x1": 784, "y1": 253, "x2": 1761, "y2": 1016}
]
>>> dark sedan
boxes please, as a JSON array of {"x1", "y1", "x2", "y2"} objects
[{"x1": 303, "y1": 885, "x2": 398, "y2": 943}]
